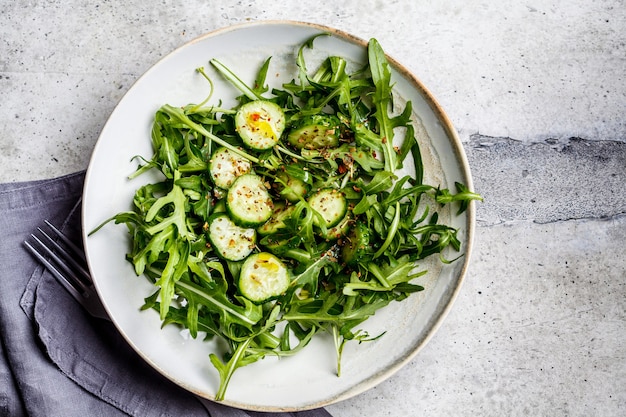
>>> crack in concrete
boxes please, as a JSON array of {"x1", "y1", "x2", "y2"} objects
[{"x1": 477, "y1": 212, "x2": 626, "y2": 228}]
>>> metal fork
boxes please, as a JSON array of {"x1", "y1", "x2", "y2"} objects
[{"x1": 24, "y1": 220, "x2": 109, "y2": 320}]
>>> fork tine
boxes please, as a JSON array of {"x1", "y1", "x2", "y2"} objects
[
  {"x1": 44, "y1": 220, "x2": 87, "y2": 264},
  {"x1": 37, "y1": 226, "x2": 91, "y2": 285},
  {"x1": 24, "y1": 240, "x2": 86, "y2": 302},
  {"x1": 24, "y1": 221, "x2": 109, "y2": 320},
  {"x1": 28, "y1": 233, "x2": 91, "y2": 294}
]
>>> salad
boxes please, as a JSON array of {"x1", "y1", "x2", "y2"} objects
[{"x1": 92, "y1": 34, "x2": 481, "y2": 401}]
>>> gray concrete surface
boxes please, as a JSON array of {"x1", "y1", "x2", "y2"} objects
[
  {"x1": 1, "y1": 1, "x2": 625, "y2": 416},
  {"x1": 468, "y1": 136, "x2": 626, "y2": 225}
]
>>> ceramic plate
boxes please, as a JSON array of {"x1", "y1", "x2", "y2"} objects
[{"x1": 82, "y1": 20, "x2": 475, "y2": 411}]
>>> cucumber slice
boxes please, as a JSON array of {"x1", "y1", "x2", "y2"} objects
[
  {"x1": 340, "y1": 220, "x2": 371, "y2": 265},
  {"x1": 321, "y1": 213, "x2": 352, "y2": 241},
  {"x1": 238, "y1": 252, "x2": 290, "y2": 303},
  {"x1": 208, "y1": 146, "x2": 252, "y2": 189},
  {"x1": 307, "y1": 188, "x2": 347, "y2": 228},
  {"x1": 206, "y1": 213, "x2": 256, "y2": 261},
  {"x1": 257, "y1": 202, "x2": 296, "y2": 236},
  {"x1": 276, "y1": 171, "x2": 309, "y2": 202},
  {"x1": 226, "y1": 174, "x2": 273, "y2": 227},
  {"x1": 287, "y1": 114, "x2": 341, "y2": 150},
  {"x1": 235, "y1": 100, "x2": 285, "y2": 150}
]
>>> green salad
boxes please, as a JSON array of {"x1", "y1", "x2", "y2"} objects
[{"x1": 93, "y1": 34, "x2": 482, "y2": 400}]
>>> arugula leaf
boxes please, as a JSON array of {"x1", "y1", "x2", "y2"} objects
[
  {"x1": 368, "y1": 38, "x2": 397, "y2": 173},
  {"x1": 436, "y1": 182, "x2": 484, "y2": 214}
]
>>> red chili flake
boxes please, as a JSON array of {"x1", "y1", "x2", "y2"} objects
[{"x1": 250, "y1": 113, "x2": 261, "y2": 121}]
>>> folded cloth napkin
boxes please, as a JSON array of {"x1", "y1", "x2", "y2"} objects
[{"x1": 0, "y1": 172, "x2": 332, "y2": 417}]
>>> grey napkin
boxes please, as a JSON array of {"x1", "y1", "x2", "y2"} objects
[{"x1": 0, "y1": 172, "x2": 332, "y2": 417}]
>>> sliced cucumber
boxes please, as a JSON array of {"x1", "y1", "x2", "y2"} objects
[
  {"x1": 208, "y1": 146, "x2": 252, "y2": 189},
  {"x1": 226, "y1": 174, "x2": 273, "y2": 227},
  {"x1": 287, "y1": 114, "x2": 341, "y2": 150},
  {"x1": 340, "y1": 220, "x2": 371, "y2": 265},
  {"x1": 206, "y1": 213, "x2": 256, "y2": 261},
  {"x1": 238, "y1": 252, "x2": 290, "y2": 303},
  {"x1": 235, "y1": 100, "x2": 285, "y2": 150},
  {"x1": 276, "y1": 170, "x2": 309, "y2": 202},
  {"x1": 307, "y1": 188, "x2": 347, "y2": 228},
  {"x1": 257, "y1": 202, "x2": 296, "y2": 236},
  {"x1": 321, "y1": 213, "x2": 352, "y2": 241}
]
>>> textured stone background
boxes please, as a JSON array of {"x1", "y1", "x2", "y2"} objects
[
  {"x1": 1, "y1": 1, "x2": 624, "y2": 416},
  {"x1": 1, "y1": 1, "x2": 624, "y2": 181}
]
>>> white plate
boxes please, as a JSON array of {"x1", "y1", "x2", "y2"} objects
[{"x1": 82, "y1": 20, "x2": 476, "y2": 411}]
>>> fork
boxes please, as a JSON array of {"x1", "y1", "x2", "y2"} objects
[{"x1": 23, "y1": 220, "x2": 109, "y2": 320}]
